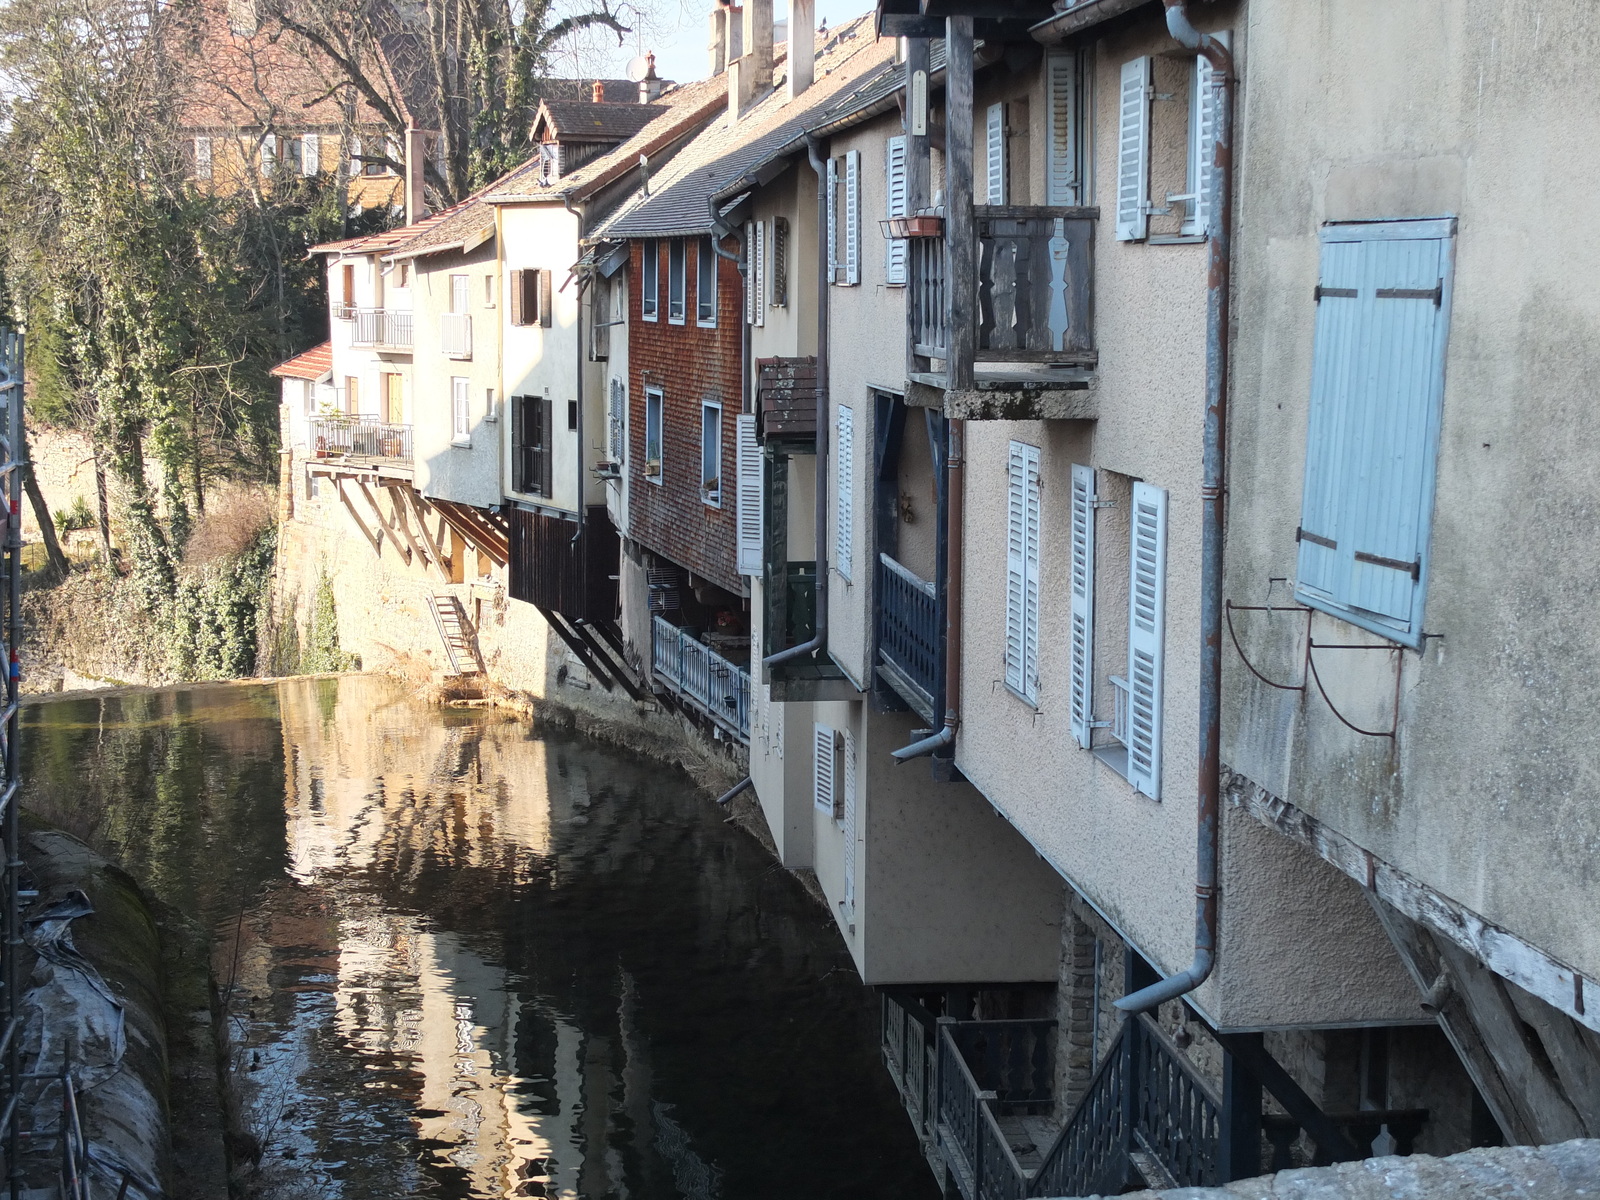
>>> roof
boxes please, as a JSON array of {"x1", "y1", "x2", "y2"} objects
[
  {"x1": 271, "y1": 342, "x2": 333, "y2": 381},
  {"x1": 534, "y1": 100, "x2": 667, "y2": 144},
  {"x1": 485, "y1": 75, "x2": 730, "y2": 205},
  {"x1": 383, "y1": 193, "x2": 497, "y2": 262},
  {"x1": 593, "y1": 16, "x2": 897, "y2": 241}
]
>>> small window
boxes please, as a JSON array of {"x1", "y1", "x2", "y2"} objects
[
  {"x1": 771, "y1": 217, "x2": 789, "y2": 307},
  {"x1": 667, "y1": 240, "x2": 687, "y2": 323},
  {"x1": 641, "y1": 242, "x2": 659, "y2": 321},
  {"x1": 395, "y1": 262, "x2": 409, "y2": 288},
  {"x1": 568, "y1": 399, "x2": 578, "y2": 432},
  {"x1": 284, "y1": 136, "x2": 304, "y2": 176},
  {"x1": 696, "y1": 238, "x2": 718, "y2": 326},
  {"x1": 261, "y1": 132, "x2": 277, "y2": 176},
  {"x1": 484, "y1": 275, "x2": 495, "y2": 307},
  {"x1": 644, "y1": 387, "x2": 664, "y2": 482},
  {"x1": 486, "y1": 388, "x2": 498, "y2": 422},
  {"x1": 701, "y1": 401, "x2": 722, "y2": 506},
  {"x1": 451, "y1": 377, "x2": 470, "y2": 443},
  {"x1": 194, "y1": 137, "x2": 213, "y2": 181},
  {"x1": 302, "y1": 379, "x2": 316, "y2": 417},
  {"x1": 509, "y1": 270, "x2": 547, "y2": 327}
]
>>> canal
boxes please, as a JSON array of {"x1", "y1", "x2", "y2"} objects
[{"x1": 23, "y1": 675, "x2": 937, "y2": 1199}]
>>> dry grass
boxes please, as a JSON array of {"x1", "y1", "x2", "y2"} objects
[{"x1": 183, "y1": 486, "x2": 275, "y2": 567}]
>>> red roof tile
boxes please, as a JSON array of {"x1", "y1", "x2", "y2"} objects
[{"x1": 271, "y1": 342, "x2": 333, "y2": 380}]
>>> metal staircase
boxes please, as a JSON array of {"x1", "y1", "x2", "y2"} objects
[{"x1": 427, "y1": 593, "x2": 485, "y2": 676}]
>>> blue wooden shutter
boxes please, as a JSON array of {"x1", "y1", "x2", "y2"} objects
[
  {"x1": 736, "y1": 414, "x2": 762, "y2": 576},
  {"x1": 844, "y1": 150, "x2": 862, "y2": 285},
  {"x1": 1045, "y1": 52, "x2": 1077, "y2": 206},
  {"x1": 826, "y1": 157, "x2": 840, "y2": 284},
  {"x1": 842, "y1": 726, "x2": 858, "y2": 916},
  {"x1": 1005, "y1": 442, "x2": 1028, "y2": 696},
  {"x1": 836, "y1": 406, "x2": 854, "y2": 581},
  {"x1": 813, "y1": 723, "x2": 839, "y2": 815},
  {"x1": 1127, "y1": 482, "x2": 1167, "y2": 799},
  {"x1": 986, "y1": 103, "x2": 1007, "y2": 205},
  {"x1": 1116, "y1": 57, "x2": 1151, "y2": 241},
  {"x1": 885, "y1": 136, "x2": 908, "y2": 285},
  {"x1": 1068, "y1": 463, "x2": 1096, "y2": 749}
]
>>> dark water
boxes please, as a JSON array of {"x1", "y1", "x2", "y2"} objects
[{"x1": 23, "y1": 676, "x2": 936, "y2": 1200}]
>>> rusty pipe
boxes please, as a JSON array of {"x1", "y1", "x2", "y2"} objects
[{"x1": 1117, "y1": 0, "x2": 1234, "y2": 1014}]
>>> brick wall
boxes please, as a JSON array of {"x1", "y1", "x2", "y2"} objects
[{"x1": 625, "y1": 236, "x2": 744, "y2": 595}]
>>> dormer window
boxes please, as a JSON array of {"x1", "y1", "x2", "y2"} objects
[{"x1": 540, "y1": 142, "x2": 562, "y2": 185}]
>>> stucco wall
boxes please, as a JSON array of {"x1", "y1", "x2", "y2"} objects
[
  {"x1": 324, "y1": 254, "x2": 411, "y2": 422},
  {"x1": 1223, "y1": 0, "x2": 1600, "y2": 983}
]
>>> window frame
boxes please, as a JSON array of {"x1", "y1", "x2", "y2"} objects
[
  {"x1": 696, "y1": 237, "x2": 718, "y2": 327},
  {"x1": 451, "y1": 377, "x2": 471, "y2": 444},
  {"x1": 644, "y1": 386, "x2": 664, "y2": 484},
  {"x1": 667, "y1": 239, "x2": 687, "y2": 324},
  {"x1": 700, "y1": 400, "x2": 722, "y2": 507},
  {"x1": 641, "y1": 241, "x2": 659, "y2": 322}
]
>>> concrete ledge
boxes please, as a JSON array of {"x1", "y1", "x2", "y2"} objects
[
  {"x1": 1068, "y1": 1139, "x2": 1600, "y2": 1200},
  {"x1": 944, "y1": 385, "x2": 1099, "y2": 421}
]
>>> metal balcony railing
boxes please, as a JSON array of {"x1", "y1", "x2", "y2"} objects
[
  {"x1": 876, "y1": 553, "x2": 939, "y2": 722},
  {"x1": 309, "y1": 417, "x2": 413, "y2": 461},
  {"x1": 440, "y1": 312, "x2": 472, "y2": 359},
  {"x1": 352, "y1": 308, "x2": 413, "y2": 349},
  {"x1": 651, "y1": 615, "x2": 751, "y2": 742}
]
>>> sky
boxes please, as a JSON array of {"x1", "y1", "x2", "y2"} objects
[{"x1": 546, "y1": 0, "x2": 879, "y2": 91}]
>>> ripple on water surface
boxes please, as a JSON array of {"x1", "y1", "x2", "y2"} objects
[{"x1": 25, "y1": 675, "x2": 936, "y2": 1200}]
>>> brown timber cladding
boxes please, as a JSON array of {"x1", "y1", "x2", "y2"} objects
[
  {"x1": 758, "y1": 357, "x2": 819, "y2": 440},
  {"x1": 626, "y1": 237, "x2": 744, "y2": 595},
  {"x1": 508, "y1": 505, "x2": 620, "y2": 622}
]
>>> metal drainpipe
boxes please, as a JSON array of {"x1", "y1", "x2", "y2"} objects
[
  {"x1": 564, "y1": 193, "x2": 586, "y2": 547},
  {"x1": 892, "y1": 418, "x2": 963, "y2": 761},
  {"x1": 706, "y1": 196, "x2": 751, "y2": 420},
  {"x1": 764, "y1": 135, "x2": 831, "y2": 668},
  {"x1": 1116, "y1": 0, "x2": 1234, "y2": 1015}
]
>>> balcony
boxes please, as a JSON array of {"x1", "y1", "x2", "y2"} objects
[
  {"x1": 876, "y1": 553, "x2": 939, "y2": 724},
  {"x1": 440, "y1": 312, "x2": 472, "y2": 360},
  {"x1": 758, "y1": 356, "x2": 819, "y2": 443},
  {"x1": 309, "y1": 417, "x2": 412, "y2": 465},
  {"x1": 351, "y1": 308, "x2": 413, "y2": 351},
  {"x1": 908, "y1": 206, "x2": 1099, "y2": 421},
  {"x1": 651, "y1": 616, "x2": 751, "y2": 742}
]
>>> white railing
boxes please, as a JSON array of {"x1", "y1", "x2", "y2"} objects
[
  {"x1": 353, "y1": 308, "x2": 413, "y2": 349},
  {"x1": 1110, "y1": 674, "x2": 1131, "y2": 745},
  {"x1": 651, "y1": 615, "x2": 750, "y2": 742},
  {"x1": 440, "y1": 312, "x2": 472, "y2": 359}
]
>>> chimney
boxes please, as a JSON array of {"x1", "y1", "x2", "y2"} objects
[
  {"x1": 638, "y1": 52, "x2": 663, "y2": 103},
  {"x1": 728, "y1": 0, "x2": 772, "y2": 119},
  {"x1": 708, "y1": 2, "x2": 729, "y2": 76},
  {"x1": 787, "y1": 0, "x2": 814, "y2": 99},
  {"x1": 404, "y1": 125, "x2": 428, "y2": 224},
  {"x1": 592, "y1": 79, "x2": 606, "y2": 103}
]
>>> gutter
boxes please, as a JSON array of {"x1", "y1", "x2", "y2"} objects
[
  {"x1": 763, "y1": 135, "x2": 832, "y2": 669},
  {"x1": 892, "y1": 418, "x2": 965, "y2": 761},
  {"x1": 1116, "y1": 0, "x2": 1235, "y2": 1015}
]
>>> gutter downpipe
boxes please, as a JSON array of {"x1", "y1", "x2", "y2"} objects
[
  {"x1": 1116, "y1": 0, "x2": 1233, "y2": 1015},
  {"x1": 763, "y1": 135, "x2": 831, "y2": 668},
  {"x1": 892, "y1": 418, "x2": 963, "y2": 761}
]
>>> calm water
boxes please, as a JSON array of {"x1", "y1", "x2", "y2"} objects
[{"x1": 23, "y1": 676, "x2": 936, "y2": 1200}]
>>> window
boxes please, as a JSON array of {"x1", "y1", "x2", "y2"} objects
[
  {"x1": 641, "y1": 242, "x2": 659, "y2": 321},
  {"x1": 885, "y1": 136, "x2": 908, "y2": 285},
  {"x1": 539, "y1": 142, "x2": 561, "y2": 184},
  {"x1": 667, "y1": 239, "x2": 686, "y2": 323},
  {"x1": 339, "y1": 264, "x2": 355, "y2": 316},
  {"x1": 302, "y1": 379, "x2": 317, "y2": 417},
  {"x1": 485, "y1": 388, "x2": 497, "y2": 423},
  {"x1": 771, "y1": 217, "x2": 789, "y2": 307},
  {"x1": 194, "y1": 136, "x2": 213, "y2": 181},
  {"x1": 813, "y1": 724, "x2": 842, "y2": 817},
  {"x1": 1116, "y1": 57, "x2": 1152, "y2": 241},
  {"x1": 607, "y1": 378, "x2": 625, "y2": 463},
  {"x1": 284, "y1": 136, "x2": 304, "y2": 175},
  {"x1": 643, "y1": 387, "x2": 664, "y2": 482},
  {"x1": 261, "y1": 132, "x2": 277, "y2": 176},
  {"x1": 827, "y1": 151, "x2": 862, "y2": 285},
  {"x1": 1295, "y1": 219, "x2": 1454, "y2": 648},
  {"x1": 483, "y1": 275, "x2": 495, "y2": 307},
  {"x1": 344, "y1": 375, "x2": 359, "y2": 415},
  {"x1": 735, "y1": 413, "x2": 761, "y2": 576},
  {"x1": 380, "y1": 372, "x2": 403, "y2": 424},
  {"x1": 697, "y1": 237, "x2": 718, "y2": 326},
  {"x1": 450, "y1": 274, "x2": 469, "y2": 314},
  {"x1": 701, "y1": 401, "x2": 722, "y2": 506},
  {"x1": 395, "y1": 262, "x2": 409, "y2": 288},
  {"x1": 451, "y1": 377, "x2": 470, "y2": 443},
  {"x1": 301, "y1": 133, "x2": 320, "y2": 176},
  {"x1": 512, "y1": 394, "x2": 552, "y2": 496},
  {"x1": 509, "y1": 270, "x2": 550, "y2": 327},
  {"x1": 835, "y1": 406, "x2": 854, "y2": 580},
  {"x1": 1004, "y1": 440, "x2": 1042, "y2": 705}
]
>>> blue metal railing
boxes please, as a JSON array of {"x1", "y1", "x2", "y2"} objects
[
  {"x1": 651, "y1": 616, "x2": 751, "y2": 742},
  {"x1": 876, "y1": 553, "x2": 939, "y2": 716}
]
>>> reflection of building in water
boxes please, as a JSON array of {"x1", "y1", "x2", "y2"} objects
[{"x1": 259, "y1": 676, "x2": 694, "y2": 1198}]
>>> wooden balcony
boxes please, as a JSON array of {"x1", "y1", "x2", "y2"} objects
[{"x1": 908, "y1": 206, "x2": 1099, "y2": 421}]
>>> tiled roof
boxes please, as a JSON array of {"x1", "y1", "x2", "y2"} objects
[
  {"x1": 271, "y1": 342, "x2": 333, "y2": 381},
  {"x1": 593, "y1": 16, "x2": 897, "y2": 241},
  {"x1": 536, "y1": 101, "x2": 667, "y2": 143},
  {"x1": 383, "y1": 194, "x2": 496, "y2": 261}
]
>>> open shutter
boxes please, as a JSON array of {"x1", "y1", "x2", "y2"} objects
[
  {"x1": 744, "y1": 223, "x2": 757, "y2": 324},
  {"x1": 885, "y1": 136, "x2": 908, "y2": 285},
  {"x1": 1126, "y1": 482, "x2": 1168, "y2": 799},
  {"x1": 1022, "y1": 444, "x2": 1042, "y2": 702},
  {"x1": 1184, "y1": 34, "x2": 1230, "y2": 237},
  {"x1": 754, "y1": 220, "x2": 767, "y2": 327},
  {"x1": 1117, "y1": 57, "x2": 1151, "y2": 241},
  {"x1": 1068, "y1": 463, "x2": 1096, "y2": 749},
  {"x1": 509, "y1": 270, "x2": 524, "y2": 326},
  {"x1": 986, "y1": 103, "x2": 1007, "y2": 205},
  {"x1": 302, "y1": 134, "x2": 320, "y2": 176},
  {"x1": 539, "y1": 270, "x2": 553, "y2": 328},
  {"x1": 736, "y1": 414, "x2": 762, "y2": 576},
  {"x1": 835, "y1": 406, "x2": 854, "y2": 581},
  {"x1": 826, "y1": 157, "x2": 839, "y2": 284},
  {"x1": 813, "y1": 724, "x2": 837, "y2": 814},
  {"x1": 1046, "y1": 52, "x2": 1077, "y2": 205},
  {"x1": 1005, "y1": 441, "x2": 1028, "y2": 698},
  {"x1": 842, "y1": 727, "x2": 858, "y2": 916},
  {"x1": 844, "y1": 149, "x2": 861, "y2": 285},
  {"x1": 511, "y1": 394, "x2": 526, "y2": 491},
  {"x1": 540, "y1": 395, "x2": 554, "y2": 497}
]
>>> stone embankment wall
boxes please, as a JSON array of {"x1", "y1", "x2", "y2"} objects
[{"x1": 1080, "y1": 1140, "x2": 1600, "y2": 1200}]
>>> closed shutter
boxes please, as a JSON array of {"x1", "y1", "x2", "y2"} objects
[
  {"x1": 836, "y1": 406, "x2": 854, "y2": 581},
  {"x1": 1116, "y1": 57, "x2": 1151, "y2": 241},
  {"x1": 1126, "y1": 482, "x2": 1167, "y2": 799},
  {"x1": 986, "y1": 103, "x2": 1007, "y2": 205},
  {"x1": 1045, "y1": 51, "x2": 1076, "y2": 205},
  {"x1": 826, "y1": 157, "x2": 839, "y2": 283},
  {"x1": 511, "y1": 393, "x2": 525, "y2": 490},
  {"x1": 885, "y1": 136, "x2": 908, "y2": 285},
  {"x1": 1069, "y1": 463, "x2": 1096, "y2": 749},
  {"x1": 842, "y1": 726, "x2": 858, "y2": 916},
  {"x1": 844, "y1": 149, "x2": 861, "y2": 285},
  {"x1": 509, "y1": 270, "x2": 524, "y2": 326},
  {"x1": 302, "y1": 133, "x2": 320, "y2": 175},
  {"x1": 1005, "y1": 440, "x2": 1041, "y2": 702},
  {"x1": 540, "y1": 394, "x2": 554, "y2": 496},
  {"x1": 736, "y1": 414, "x2": 763, "y2": 576},
  {"x1": 813, "y1": 723, "x2": 838, "y2": 814},
  {"x1": 539, "y1": 270, "x2": 553, "y2": 328},
  {"x1": 1023, "y1": 445, "x2": 1042, "y2": 702}
]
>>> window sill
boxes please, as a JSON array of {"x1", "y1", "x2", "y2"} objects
[
  {"x1": 1148, "y1": 233, "x2": 1207, "y2": 246},
  {"x1": 702, "y1": 494, "x2": 721, "y2": 508},
  {"x1": 696, "y1": 319, "x2": 718, "y2": 329},
  {"x1": 1091, "y1": 742, "x2": 1130, "y2": 781},
  {"x1": 668, "y1": 316, "x2": 687, "y2": 326},
  {"x1": 451, "y1": 437, "x2": 472, "y2": 448},
  {"x1": 1003, "y1": 682, "x2": 1039, "y2": 711}
]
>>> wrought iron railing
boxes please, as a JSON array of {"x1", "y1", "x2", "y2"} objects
[
  {"x1": 651, "y1": 616, "x2": 751, "y2": 742},
  {"x1": 1130, "y1": 1013, "x2": 1222, "y2": 1188},
  {"x1": 882, "y1": 993, "x2": 938, "y2": 1139},
  {"x1": 911, "y1": 236, "x2": 948, "y2": 358},
  {"x1": 876, "y1": 553, "x2": 939, "y2": 719},
  {"x1": 309, "y1": 417, "x2": 413, "y2": 461},
  {"x1": 1032, "y1": 1019, "x2": 1129, "y2": 1198},
  {"x1": 440, "y1": 312, "x2": 472, "y2": 359},
  {"x1": 352, "y1": 307, "x2": 414, "y2": 349}
]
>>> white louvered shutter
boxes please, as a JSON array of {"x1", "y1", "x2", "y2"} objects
[
  {"x1": 744, "y1": 222, "x2": 757, "y2": 324},
  {"x1": 755, "y1": 220, "x2": 767, "y2": 326},
  {"x1": 348, "y1": 135, "x2": 361, "y2": 176},
  {"x1": 261, "y1": 132, "x2": 277, "y2": 176},
  {"x1": 1005, "y1": 441, "x2": 1042, "y2": 701},
  {"x1": 1068, "y1": 463, "x2": 1096, "y2": 749},
  {"x1": 986, "y1": 102, "x2": 1007, "y2": 205},
  {"x1": 1022, "y1": 445, "x2": 1042, "y2": 703},
  {"x1": 844, "y1": 149, "x2": 861, "y2": 285},
  {"x1": 813, "y1": 724, "x2": 838, "y2": 814},
  {"x1": 1184, "y1": 35, "x2": 1229, "y2": 237},
  {"x1": 826, "y1": 157, "x2": 840, "y2": 284},
  {"x1": 302, "y1": 133, "x2": 320, "y2": 175},
  {"x1": 1046, "y1": 52, "x2": 1077, "y2": 205},
  {"x1": 835, "y1": 406, "x2": 854, "y2": 581},
  {"x1": 885, "y1": 136, "x2": 908, "y2": 285},
  {"x1": 842, "y1": 726, "x2": 858, "y2": 916},
  {"x1": 1126, "y1": 482, "x2": 1168, "y2": 798},
  {"x1": 1116, "y1": 57, "x2": 1151, "y2": 241},
  {"x1": 736, "y1": 414, "x2": 763, "y2": 576}
]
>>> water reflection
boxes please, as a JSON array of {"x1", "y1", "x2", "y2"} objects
[{"x1": 25, "y1": 677, "x2": 934, "y2": 1200}]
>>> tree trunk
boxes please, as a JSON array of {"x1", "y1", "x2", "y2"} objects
[
  {"x1": 93, "y1": 447, "x2": 113, "y2": 566},
  {"x1": 19, "y1": 429, "x2": 68, "y2": 577}
]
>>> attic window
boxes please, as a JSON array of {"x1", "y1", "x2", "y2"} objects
[{"x1": 540, "y1": 143, "x2": 562, "y2": 184}]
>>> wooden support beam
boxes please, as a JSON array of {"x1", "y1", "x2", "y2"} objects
[
  {"x1": 384, "y1": 486, "x2": 432, "y2": 570},
  {"x1": 355, "y1": 479, "x2": 413, "y2": 565},
  {"x1": 335, "y1": 480, "x2": 383, "y2": 554},
  {"x1": 401, "y1": 488, "x2": 452, "y2": 577},
  {"x1": 1211, "y1": 1028, "x2": 1361, "y2": 1164}
]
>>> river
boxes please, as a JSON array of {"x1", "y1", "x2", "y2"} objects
[{"x1": 23, "y1": 675, "x2": 937, "y2": 1200}]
